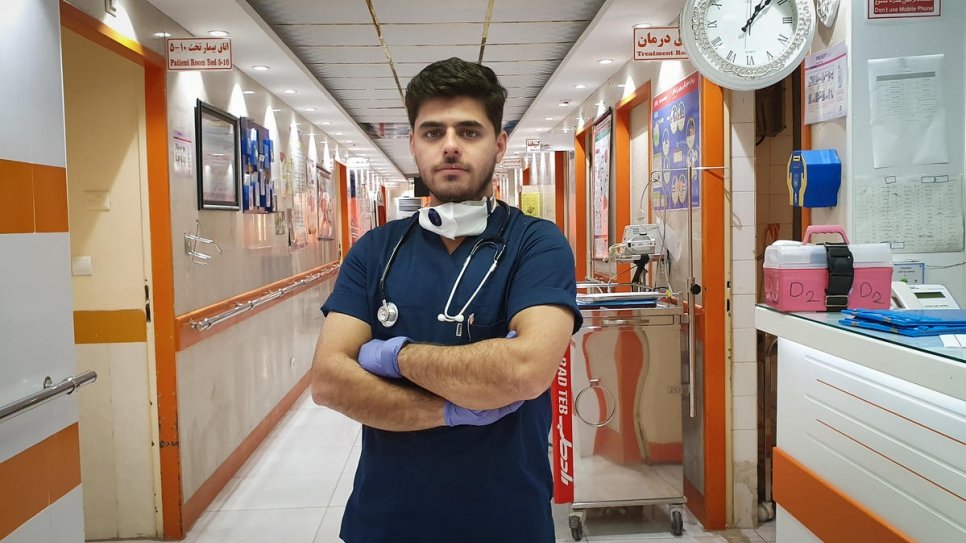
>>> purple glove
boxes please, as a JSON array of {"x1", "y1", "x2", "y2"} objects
[
  {"x1": 444, "y1": 400, "x2": 524, "y2": 427},
  {"x1": 357, "y1": 336, "x2": 410, "y2": 378}
]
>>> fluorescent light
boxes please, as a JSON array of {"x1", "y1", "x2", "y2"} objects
[
  {"x1": 616, "y1": 84, "x2": 626, "y2": 88},
  {"x1": 333, "y1": 132, "x2": 343, "y2": 135},
  {"x1": 544, "y1": 117, "x2": 554, "y2": 121},
  {"x1": 305, "y1": 107, "x2": 317, "y2": 112},
  {"x1": 283, "y1": 89, "x2": 297, "y2": 94},
  {"x1": 242, "y1": 90, "x2": 255, "y2": 95},
  {"x1": 208, "y1": 30, "x2": 230, "y2": 38},
  {"x1": 272, "y1": 108, "x2": 282, "y2": 112},
  {"x1": 321, "y1": 122, "x2": 332, "y2": 125},
  {"x1": 154, "y1": 32, "x2": 171, "y2": 38},
  {"x1": 574, "y1": 84, "x2": 587, "y2": 89},
  {"x1": 635, "y1": 23, "x2": 652, "y2": 28},
  {"x1": 597, "y1": 58, "x2": 614, "y2": 65},
  {"x1": 252, "y1": 65, "x2": 270, "y2": 72}
]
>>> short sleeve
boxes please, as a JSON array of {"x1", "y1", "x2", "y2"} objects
[
  {"x1": 506, "y1": 220, "x2": 583, "y2": 334},
  {"x1": 321, "y1": 232, "x2": 371, "y2": 324}
]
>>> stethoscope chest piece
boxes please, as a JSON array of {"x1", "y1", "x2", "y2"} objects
[{"x1": 377, "y1": 300, "x2": 399, "y2": 328}]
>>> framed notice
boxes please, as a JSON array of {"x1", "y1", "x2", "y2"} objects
[
  {"x1": 195, "y1": 100, "x2": 240, "y2": 210},
  {"x1": 868, "y1": 0, "x2": 940, "y2": 19},
  {"x1": 591, "y1": 109, "x2": 613, "y2": 260},
  {"x1": 317, "y1": 166, "x2": 335, "y2": 240},
  {"x1": 651, "y1": 72, "x2": 702, "y2": 211}
]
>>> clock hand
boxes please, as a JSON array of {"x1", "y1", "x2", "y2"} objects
[{"x1": 741, "y1": 0, "x2": 773, "y2": 33}]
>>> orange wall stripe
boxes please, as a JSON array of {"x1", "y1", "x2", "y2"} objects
[
  {"x1": 337, "y1": 162, "x2": 350, "y2": 256},
  {"x1": 74, "y1": 309, "x2": 147, "y2": 344},
  {"x1": 175, "y1": 262, "x2": 340, "y2": 351},
  {"x1": 0, "y1": 159, "x2": 36, "y2": 234},
  {"x1": 522, "y1": 166, "x2": 531, "y2": 186},
  {"x1": 553, "y1": 151, "x2": 566, "y2": 234},
  {"x1": 700, "y1": 78, "x2": 727, "y2": 529},
  {"x1": 182, "y1": 372, "x2": 312, "y2": 532},
  {"x1": 774, "y1": 447, "x2": 914, "y2": 543},
  {"x1": 59, "y1": 2, "x2": 164, "y2": 68},
  {"x1": 0, "y1": 424, "x2": 81, "y2": 540},
  {"x1": 32, "y1": 163, "x2": 70, "y2": 233},
  {"x1": 574, "y1": 131, "x2": 588, "y2": 282},
  {"x1": 800, "y1": 67, "x2": 813, "y2": 235}
]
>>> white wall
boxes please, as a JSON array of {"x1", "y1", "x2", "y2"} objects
[{"x1": 812, "y1": 2, "x2": 966, "y2": 301}]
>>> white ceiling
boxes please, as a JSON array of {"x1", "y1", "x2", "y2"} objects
[{"x1": 147, "y1": 0, "x2": 684, "y2": 181}]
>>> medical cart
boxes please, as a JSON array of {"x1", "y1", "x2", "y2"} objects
[{"x1": 552, "y1": 286, "x2": 688, "y2": 540}]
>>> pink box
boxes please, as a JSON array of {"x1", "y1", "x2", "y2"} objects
[{"x1": 763, "y1": 226, "x2": 892, "y2": 312}]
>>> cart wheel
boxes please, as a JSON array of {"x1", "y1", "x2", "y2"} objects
[
  {"x1": 568, "y1": 513, "x2": 585, "y2": 541},
  {"x1": 671, "y1": 510, "x2": 684, "y2": 536}
]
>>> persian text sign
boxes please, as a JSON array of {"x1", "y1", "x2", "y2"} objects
[
  {"x1": 869, "y1": 0, "x2": 940, "y2": 19},
  {"x1": 634, "y1": 27, "x2": 687, "y2": 61},
  {"x1": 167, "y1": 38, "x2": 233, "y2": 71}
]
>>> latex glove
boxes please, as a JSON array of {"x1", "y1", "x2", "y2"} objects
[
  {"x1": 444, "y1": 400, "x2": 524, "y2": 427},
  {"x1": 357, "y1": 336, "x2": 410, "y2": 378}
]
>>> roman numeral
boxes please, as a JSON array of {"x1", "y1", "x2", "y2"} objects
[
  {"x1": 777, "y1": 0, "x2": 788, "y2": 4},
  {"x1": 783, "y1": 16, "x2": 793, "y2": 24},
  {"x1": 711, "y1": 37, "x2": 723, "y2": 47},
  {"x1": 710, "y1": 0, "x2": 722, "y2": 7},
  {"x1": 747, "y1": 55, "x2": 755, "y2": 66},
  {"x1": 727, "y1": 50, "x2": 736, "y2": 62},
  {"x1": 707, "y1": 20, "x2": 718, "y2": 29},
  {"x1": 778, "y1": 34, "x2": 789, "y2": 45},
  {"x1": 767, "y1": 51, "x2": 775, "y2": 61}
]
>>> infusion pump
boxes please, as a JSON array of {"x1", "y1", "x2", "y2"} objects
[{"x1": 891, "y1": 282, "x2": 960, "y2": 309}]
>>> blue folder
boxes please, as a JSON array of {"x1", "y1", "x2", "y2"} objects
[{"x1": 842, "y1": 309, "x2": 966, "y2": 327}]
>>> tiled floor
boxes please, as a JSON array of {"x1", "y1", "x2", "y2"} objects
[{"x1": 117, "y1": 392, "x2": 776, "y2": 543}]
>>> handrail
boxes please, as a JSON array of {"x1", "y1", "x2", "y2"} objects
[
  {"x1": 0, "y1": 371, "x2": 98, "y2": 424},
  {"x1": 189, "y1": 263, "x2": 339, "y2": 332}
]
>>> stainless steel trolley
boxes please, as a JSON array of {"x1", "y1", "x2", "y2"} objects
[{"x1": 552, "y1": 285, "x2": 688, "y2": 540}]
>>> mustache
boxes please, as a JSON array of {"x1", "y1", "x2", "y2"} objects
[{"x1": 433, "y1": 162, "x2": 469, "y2": 172}]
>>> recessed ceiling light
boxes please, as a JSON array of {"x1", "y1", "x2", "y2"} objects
[
  {"x1": 544, "y1": 117, "x2": 554, "y2": 121},
  {"x1": 574, "y1": 84, "x2": 587, "y2": 89},
  {"x1": 252, "y1": 65, "x2": 270, "y2": 72},
  {"x1": 272, "y1": 108, "x2": 282, "y2": 112},
  {"x1": 333, "y1": 132, "x2": 343, "y2": 136},
  {"x1": 322, "y1": 122, "x2": 332, "y2": 125},
  {"x1": 154, "y1": 32, "x2": 171, "y2": 38},
  {"x1": 305, "y1": 107, "x2": 317, "y2": 112},
  {"x1": 635, "y1": 23, "x2": 652, "y2": 28},
  {"x1": 283, "y1": 89, "x2": 297, "y2": 94},
  {"x1": 208, "y1": 30, "x2": 230, "y2": 38},
  {"x1": 558, "y1": 101, "x2": 571, "y2": 107},
  {"x1": 616, "y1": 84, "x2": 626, "y2": 88},
  {"x1": 242, "y1": 90, "x2": 255, "y2": 95},
  {"x1": 345, "y1": 140, "x2": 353, "y2": 143},
  {"x1": 597, "y1": 58, "x2": 614, "y2": 65}
]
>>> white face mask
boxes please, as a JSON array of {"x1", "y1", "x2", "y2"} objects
[{"x1": 418, "y1": 197, "x2": 493, "y2": 240}]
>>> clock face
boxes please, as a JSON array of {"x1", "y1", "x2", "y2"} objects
[{"x1": 682, "y1": 0, "x2": 816, "y2": 91}]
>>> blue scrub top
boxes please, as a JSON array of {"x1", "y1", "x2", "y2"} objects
[{"x1": 321, "y1": 203, "x2": 581, "y2": 543}]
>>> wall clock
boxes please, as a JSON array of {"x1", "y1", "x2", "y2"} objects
[
  {"x1": 816, "y1": 0, "x2": 840, "y2": 28},
  {"x1": 681, "y1": 0, "x2": 817, "y2": 91}
]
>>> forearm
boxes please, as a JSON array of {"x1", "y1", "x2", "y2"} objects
[
  {"x1": 312, "y1": 352, "x2": 445, "y2": 432},
  {"x1": 397, "y1": 338, "x2": 546, "y2": 410}
]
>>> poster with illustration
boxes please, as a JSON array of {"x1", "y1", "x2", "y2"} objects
[
  {"x1": 651, "y1": 72, "x2": 701, "y2": 211},
  {"x1": 317, "y1": 166, "x2": 335, "y2": 240},
  {"x1": 592, "y1": 110, "x2": 612, "y2": 260},
  {"x1": 304, "y1": 158, "x2": 319, "y2": 241}
]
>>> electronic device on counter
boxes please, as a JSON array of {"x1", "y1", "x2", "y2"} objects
[{"x1": 891, "y1": 282, "x2": 960, "y2": 310}]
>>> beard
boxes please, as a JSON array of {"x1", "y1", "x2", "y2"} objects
[{"x1": 420, "y1": 156, "x2": 497, "y2": 203}]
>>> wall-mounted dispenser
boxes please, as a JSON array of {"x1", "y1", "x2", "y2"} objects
[{"x1": 786, "y1": 149, "x2": 841, "y2": 207}]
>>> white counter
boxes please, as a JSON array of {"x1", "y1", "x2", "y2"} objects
[{"x1": 755, "y1": 306, "x2": 965, "y2": 543}]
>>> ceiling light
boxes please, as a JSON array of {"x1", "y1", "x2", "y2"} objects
[
  {"x1": 154, "y1": 32, "x2": 171, "y2": 38},
  {"x1": 242, "y1": 90, "x2": 255, "y2": 95},
  {"x1": 283, "y1": 89, "x2": 297, "y2": 94},
  {"x1": 272, "y1": 108, "x2": 282, "y2": 112},
  {"x1": 544, "y1": 117, "x2": 554, "y2": 121},
  {"x1": 597, "y1": 58, "x2": 614, "y2": 65},
  {"x1": 558, "y1": 101, "x2": 571, "y2": 107},
  {"x1": 208, "y1": 30, "x2": 230, "y2": 38},
  {"x1": 345, "y1": 140, "x2": 353, "y2": 143},
  {"x1": 635, "y1": 23, "x2": 652, "y2": 28},
  {"x1": 616, "y1": 84, "x2": 626, "y2": 88},
  {"x1": 333, "y1": 132, "x2": 343, "y2": 136},
  {"x1": 574, "y1": 84, "x2": 587, "y2": 89},
  {"x1": 252, "y1": 65, "x2": 270, "y2": 72},
  {"x1": 305, "y1": 107, "x2": 317, "y2": 112},
  {"x1": 322, "y1": 122, "x2": 332, "y2": 125}
]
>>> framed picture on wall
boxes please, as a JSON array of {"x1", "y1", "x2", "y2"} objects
[
  {"x1": 591, "y1": 108, "x2": 613, "y2": 260},
  {"x1": 317, "y1": 166, "x2": 335, "y2": 240},
  {"x1": 195, "y1": 100, "x2": 241, "y2": 210}
]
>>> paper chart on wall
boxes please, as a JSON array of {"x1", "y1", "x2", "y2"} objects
[
  {"x1": 868, "y1": 54, "x2": 948, "y2": 169},
  {"x1": 853, "y1": 174, "x2": 964, "y2": 253}
]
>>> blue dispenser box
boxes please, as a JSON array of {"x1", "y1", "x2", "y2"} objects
[{"x1": 786, "y1": 149, "x2": 841, "y2": 208}]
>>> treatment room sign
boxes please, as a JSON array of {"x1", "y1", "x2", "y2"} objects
[{"x1": 167, "y1": 38, "x2": 233, "y2": 71}]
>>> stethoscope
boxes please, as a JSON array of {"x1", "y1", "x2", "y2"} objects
[{"x1": 377, "y1": 200, "x2": 514, "y2": 328}]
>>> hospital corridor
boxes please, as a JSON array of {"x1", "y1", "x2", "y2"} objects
[{"x1": 2, "y1": 0, "x2": 964, "y2": 542}]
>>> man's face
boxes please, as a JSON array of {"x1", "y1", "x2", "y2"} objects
[{"x1": 409, "y1": 96, "x2": 507, "y2": 204}]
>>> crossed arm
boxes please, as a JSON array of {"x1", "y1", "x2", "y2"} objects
[{"x1": 310, "y1": 304, "x2": 574, "y2": 427}]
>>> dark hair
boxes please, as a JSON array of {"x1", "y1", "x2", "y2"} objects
[{"x1": 405, "y1": 57, "x2": 507, "y2": 134}]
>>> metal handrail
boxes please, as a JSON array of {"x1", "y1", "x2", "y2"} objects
[
  {"x1": 0, "y1": 371, "x2": 97, "y2": 424},
  {"x1": 189, "y1": 265, "x2": 338, "y2": 332}
]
